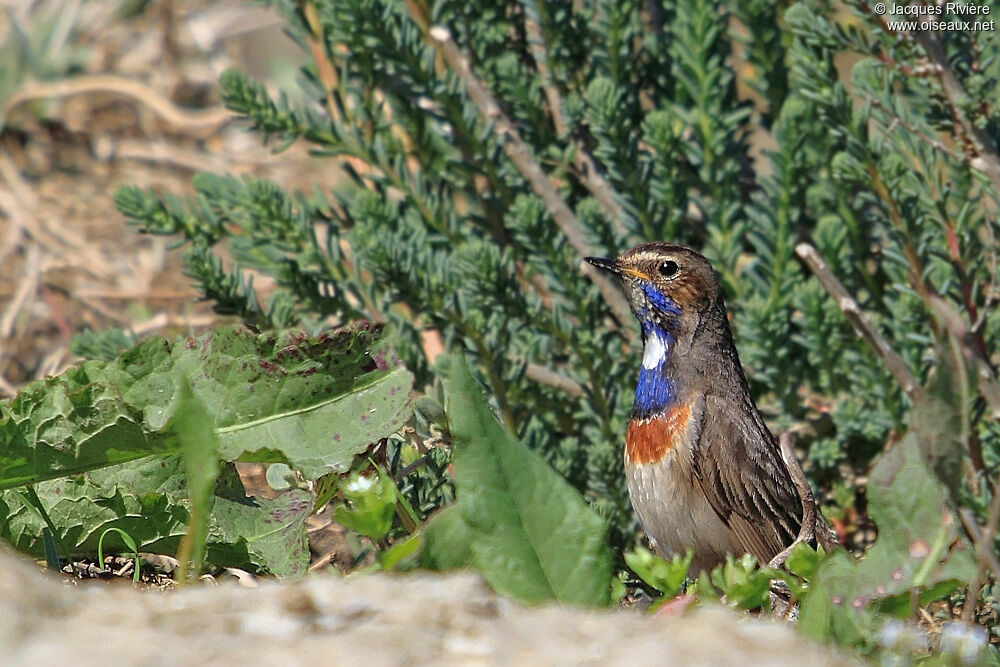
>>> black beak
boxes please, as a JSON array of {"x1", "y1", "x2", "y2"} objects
[{"x1": 584, "y1": 256, "x2": 620, "y2": 274}]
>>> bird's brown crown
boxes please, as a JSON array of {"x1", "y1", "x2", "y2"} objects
[
  {"x1": 587, "y1": 242, "x2": 721, "y2": 321},
  {"x1": 619, "y1": 242, "x2": 719, "y2": 311}
]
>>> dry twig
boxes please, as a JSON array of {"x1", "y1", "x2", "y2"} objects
[
  {"x1": 795, "y1": 243, "x2": 921, "y2": 401},
  {"x1": 0, "y1": 75, "x2": 231, "y2": 135},
  {"x1": 0, "y1": 154, "x2": 112, "y2": 280},
  {"x1": 522, "y1": 4, "x2": 630, "y2": 236},
  {"x1": 865, "y1": 12, "x2": 1000, "y2": 194},
  {"x1": 525, "y1": 362, "x2": 586, "y2": 398},
  {"x1": 0, "y1": 375, "x2": 17, "y2": 398},
  {"x1": 406, "y1": 11, "x2": 631, "y2": 326},
  {"x1": 129, "y1": 313, "x2": 217, "y2": 337},
  {"x1": 0, "y1": 244, "x2": 41, "y2": 340},
  {"x1": 959, "y1": 480, "x2": 1000, "y2": 623},
  {"x1": 908, "y1": 31, "x2": 1000, "y2": 197}
]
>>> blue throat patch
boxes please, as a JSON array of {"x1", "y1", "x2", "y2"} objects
[
  {"x1": 642, "y1": 283, "x2": 682, "y2": 317},
  {"x1": 633, "y1": 325, "x2": 675, "y2": 418},
  {"x1": 632, "y1": 285, "x2": 681, "y2": 419}
]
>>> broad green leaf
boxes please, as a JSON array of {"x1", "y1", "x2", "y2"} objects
[
  {"x1": 421, "y1": 505, "x2": 473, "y2": 570},
  {"x1": 207, "y1": 488, "x2": 313, "y2": 580},
  {"x1": 0, "y1": 324, "x2": 413, "y2": 489},
  {"x1": 799, "y1": 385, "x2": 976, "y2": 649},
  {"x1": 0, "y1": 456, "x2": 314, "y2": 578},
  {"x1": 422, "y1": 356, "x2": 613, "y2": 606},
  {"x1": 798, "y1": 550, "x2": 861, "y2": 646},
  {"x1": 0, "y1": 324, "x2": 411, "y2": 579},
  {"x1": 0, "y1": 456, "x2": 191, "y2": 557},
  {"x1": 134, "y1": 324, "x2": 415, "y2": 480},
  {"x1": 0, "y1": 338, "x2": 175, "y2": 488}
]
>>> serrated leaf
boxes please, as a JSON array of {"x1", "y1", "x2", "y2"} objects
[
  {"x1": 207, "y1": 488, "x2": 313, "y2": 580},
  {"x1": 0, "y1": 456, "x2": 191, "y2": 557},
  {"x1": 0, "y1": 324, "x2": 413, "y2": 488},
  {"x1": 422, "y1": 356, "x2": 613, "y2": 606}
]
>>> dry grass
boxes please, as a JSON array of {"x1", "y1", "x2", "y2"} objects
[{"x1": 0, "y1": 0, "x2": 342, "y2": 393}]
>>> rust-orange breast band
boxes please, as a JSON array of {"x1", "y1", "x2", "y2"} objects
[{"x1": 625, "y1": 403, "x2": 692, "y2": 465}]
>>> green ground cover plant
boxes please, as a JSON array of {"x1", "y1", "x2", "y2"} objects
[{"x1": 0, "y1": 324, "x2": 412, "y2": 578}]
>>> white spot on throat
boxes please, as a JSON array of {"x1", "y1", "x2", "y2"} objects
[{"x1": 642, "y1": 330, "x2": 669, "y2": 369}]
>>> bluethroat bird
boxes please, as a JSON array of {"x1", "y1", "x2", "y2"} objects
[{"x1": 586, "y1": 242, "x2": 826, "y2": 574}]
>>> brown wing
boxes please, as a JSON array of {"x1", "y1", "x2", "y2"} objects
[{"x1": 689, "y1": 393, "x2": 802, "y2": 563}]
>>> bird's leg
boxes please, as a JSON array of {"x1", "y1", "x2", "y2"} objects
[
  {"x1": 768, "y1": 431, "x2": 840, "y2": 617},
  {"x1": 769, "y1": 432, "x2": 818, "y2": 571}
]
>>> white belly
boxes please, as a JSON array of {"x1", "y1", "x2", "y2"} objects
[{"x1": 626, "y1": 452, "x2": 742, "y2": 574}]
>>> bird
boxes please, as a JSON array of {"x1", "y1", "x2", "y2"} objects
[{"x1": 585, "y1": 241, "x2": 823, "y2": 575}]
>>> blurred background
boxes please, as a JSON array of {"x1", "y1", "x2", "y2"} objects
[{"x1": 0, "y1": 0, "x2": 334, "y2": 392}]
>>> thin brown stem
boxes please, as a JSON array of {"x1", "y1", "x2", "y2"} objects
[
  {"x1": 795, "y1": 243, "x2": 922, "y2": 401},
  {"x1": 867, "y1": 95, "x2": 968, "y2": 164},
  {"x1": 522, "y1": 7, "x2": 630, "y2": 233},
  {"x1": 926, "y1": 294, "x2": 1000, "y2": 421},
  {"x1": 908, "y1": 30, "x2": 1000, "y2": 197},
  {"x1": 522, "y1": 4, "x2": 567, "y2": 138},
  {"x1": 525, "y1": 363, "x2": 586, "y2": 398},
  {"x1": 959, "y1": 474, "x2": 1000, "y2": 623},
  {"x1": 866, "y1": 165, "x2": 929, "y2": 301},
  {"x1": 407, "y1": 13, "x2": 631, "y2": 327},
  {"x1": 959, "y1": 507, "x2": 1000, "y2": 580},
  {"x1": 300, "y1": 1, "x2": 341, "y2": 123},
  {"x1": 868, "y1": 6, "x2": 1000, "y2": 193}
]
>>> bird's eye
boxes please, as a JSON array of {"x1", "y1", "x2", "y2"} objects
[{"x1": 658, "y1": 260, "x2": 679, "y2": 278}]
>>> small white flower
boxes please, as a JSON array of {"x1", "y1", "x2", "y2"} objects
[{"x1": 345, "y1": 474, "x2": 376, "y2": 494}]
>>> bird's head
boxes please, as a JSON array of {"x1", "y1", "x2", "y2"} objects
[{"x1": 585, "y1": 242, "x2": 720, "y2": 331}]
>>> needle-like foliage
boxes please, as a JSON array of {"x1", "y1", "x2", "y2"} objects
[{"x1": 115, "y1": 1, "x2": 1000, "y2": 560}]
